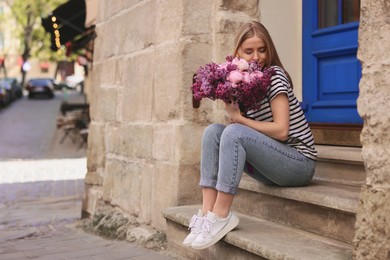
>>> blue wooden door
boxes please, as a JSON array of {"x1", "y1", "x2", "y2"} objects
[{"x1": 302, "y1": 0, "x2": 362, "y2": 123}]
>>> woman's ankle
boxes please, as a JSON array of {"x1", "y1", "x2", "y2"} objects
[{"x1": 211, "y1": 208, "x2": 230, "y2": 219}]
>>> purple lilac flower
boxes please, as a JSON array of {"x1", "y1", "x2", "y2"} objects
[{"x1": 192, "y1": 56, "x2": 275, "y2": 113}]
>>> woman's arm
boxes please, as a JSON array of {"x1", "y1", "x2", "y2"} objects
[{"x1": 226, "y1": 94, "x2": 290, "y2": 141}]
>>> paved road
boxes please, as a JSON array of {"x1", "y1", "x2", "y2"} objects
[
  {"x1": 0, "y1": 92, "x2": 177, "y2": 259},
  {"x1": 0, "y1": 93, "x2": 63, "y2": 159},
  {"x1": 0, "y1": 159, "x2": 176, "y2": 260}
]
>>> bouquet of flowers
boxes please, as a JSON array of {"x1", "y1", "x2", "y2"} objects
[{"x1": 191, "y1": 56, "x2": 275, "y2": 113}]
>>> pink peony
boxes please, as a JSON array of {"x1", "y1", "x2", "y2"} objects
[
  {"x1": 251, "y1": 70, "x2": 264, "y2": 81},
  {"x1": 232, "y1": 58, "x2": 249, "y2": 71},
  {"x1": 243, "y1": 72, "x2": 251, "y2": 83},
  {"x1": 227, "y1": 70, "x2": 244, "y2": 84}
]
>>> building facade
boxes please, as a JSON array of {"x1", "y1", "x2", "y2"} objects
[
  {"x1": 83, "y1": 0, "x2": 390, "y2": 258},
  {"x1": 0, "y1": 1, "x2": 21, "y2": 78}
]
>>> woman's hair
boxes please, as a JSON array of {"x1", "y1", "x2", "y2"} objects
[{"x1": 233, "y1": 21, "x2": 293, "y2": 88}]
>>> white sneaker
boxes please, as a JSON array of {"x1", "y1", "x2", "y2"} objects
[
  {"x1": 182, "y1": 209, "x2": 205, "y2": 246},
  {"x1": 191, "y1": 211, "x2": 239, "y2": 250}
]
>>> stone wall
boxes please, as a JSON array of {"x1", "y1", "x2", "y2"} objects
[
  {"x1": 82, "y1": 0, "x2": 259, "y2": 230},
  {"x1": 82, "y1": 0, "x2": 390, "y2": 256},
  {"x1": 354, "y1": 0, "x2": 390, "y2": 259}
]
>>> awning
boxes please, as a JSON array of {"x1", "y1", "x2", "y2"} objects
[
  {"x1": 42, "y1": 0, "x2": 95, "y2": 51},
  {"x1": 65, "y1": 29, "x2": 96, "y2": 58}
]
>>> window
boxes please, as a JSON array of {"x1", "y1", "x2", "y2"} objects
[{"x1": 318, "y1": 0, "x2": 360, "y2": 29}]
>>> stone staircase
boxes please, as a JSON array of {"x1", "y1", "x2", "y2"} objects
[{"x1": 163, "y1": 145, "x2": 365, "y2": 259}]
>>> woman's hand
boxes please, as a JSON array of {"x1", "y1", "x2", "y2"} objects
[
  {"x1": 225, "y1": 102, "x2": 244, "y2": 123},
  {"x1": 224, "y1": 94, "x2": 290, "y2": 141}
]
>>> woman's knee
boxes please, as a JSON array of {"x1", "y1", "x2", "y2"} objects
[
  {"x1": 203, "y1": 123, "x2": 226, "y2": 142},
  {"x1": 220, "y1": 123, "x2": 245, "y2": 141}
]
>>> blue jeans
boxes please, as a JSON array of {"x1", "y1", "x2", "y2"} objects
[{"x1": 199, "y1": 123, "x2": 316, "y2": 194}]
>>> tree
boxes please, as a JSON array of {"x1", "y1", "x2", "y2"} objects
[{"x1": 1, "y1": 0, "x2": 67, "y2": 85}]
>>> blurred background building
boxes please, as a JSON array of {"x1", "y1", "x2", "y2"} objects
[
  {"x1": 0, "y1": 0, "x2": 91, "y2": 89},
  {"x1": 0, "y1": 0, "x2": 22, "y2": 78}
]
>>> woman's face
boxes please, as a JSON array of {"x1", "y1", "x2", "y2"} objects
[{"x1": 237, "y1": 36, "x2": 267, "y2": 67}]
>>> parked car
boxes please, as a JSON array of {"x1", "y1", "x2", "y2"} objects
[
  {"x1": 0, "y1": 84, "x2": 11, "y2": 107},
  {"x1": 0, "y1": 78, "x2": 23, "y2": 101},
  {"x1": 26, "y1": 78, "x2": 55, "y2": 99}
]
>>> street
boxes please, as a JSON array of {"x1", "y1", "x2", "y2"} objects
[
  {"x1": 0, "y1": 92, "x2": 175, "y2": 259},
  {"x1": 0, "y1": 91, "x2": 86, "y2": 159}
]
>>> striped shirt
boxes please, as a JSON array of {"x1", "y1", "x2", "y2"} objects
[{"x1": 246, "y1": 66, "x2": 317, "y2": 160}]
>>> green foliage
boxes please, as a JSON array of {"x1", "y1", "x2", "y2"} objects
[{"x1": 1, "y1": 0, "x2": 68, "y2": 62}]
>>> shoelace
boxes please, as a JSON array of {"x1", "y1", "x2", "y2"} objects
[
  {"x1": 188, "y1": 215, "x2": 202, "y2": 231},
  {"x1": 200, "y1": 217, "x2": 215, "y2": 237}
]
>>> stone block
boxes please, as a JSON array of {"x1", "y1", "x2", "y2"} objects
[
  {"x1": 105, "y1": 124, "x2": 153, "y2": 159},
  {"x1": 185, "y1": 99, "x2": 229, "y2": 126},
  {"x1": 95, "y1": 1, "x2": 153, "y2": 59},
  {"x1": 152, "y1": 125, "x2": 178, "y2": 162},
  {"x1": 114, "y1": 59, "x2": 125, "y2": 87},
  {"x1": 89, "y1": 64, "x2": 102, "y2": 121},
  {"x1": 354, "y1": 185, "x2": 390, "y2": 259},
  {"x1": 121, "y1": 1, "x2": 155, "y2": 54},
  {"x1": 214, "y1": 33, "x2": 235, "y2": 62},
  {"x1": 155, "y1": 0, "x2": 183, "y2": 43},
  {"x1": 358, "y1": 22, "x2": 390, "y2": 64},
  {"x1": 178, "y1": 124, "x2": 204, "y2": 165},
  {"x1": 121, "y1": 124, "x2": 153, "y2": 159},
  {"x1": 98, "y1": 87, "x2": 118, "y2": 122},
  {"x1": 103, "y1": 158, "x2": 142, "y2": 216},
  {"x1": 85, "y1": 170, "x2": 103, "y2": 186},
  {"x1": 154, "y1": 38, "x2": 217, "y2": 123},
  {"x1": 95, "y1": 0, "x2": 105, "y2": 25},
  {"x1": 121, "y1": 0, "x2": 144, "y2": 10},
  {"x1": 358, "y1": 72, "x2": 390, "y2": 133},
  {"x1": 83, "y1": 74, "x2": 93, "y2": 103},
  {"x1": 102, "y1": 0, "x2": 129, "y2": 18},
  {"x1": 89, "y1": 75, "x2": 118, "y2": 122},
  {"x1": 182, "y1": 39, "x2": 213, "y2": 75},
  {"x1": 235, "y1": 180, "x2": 357, "y2": 243},
  {"x1": 139, "y1": 163, "x2": 155, "y2": 224},
  {"x1": 152, "y1": 163, "x2": 179, "y2": 229},
  {"x1": 99, "y1": 19, "x2": 121, "y2": 59},
  {"x1": 121, "y1": 52, "x2": 154, "y2": 122},
  {"x1": 100, "y1": 59, "x2": 119, "y2": 86},
  {"x1": 82, "y1": 185, "x2": 103, "y2": 217},
  {"x1": 361, "y1": 147, "x2": 390, "y2": 185},
  {"x1": 182, "y1": 0, "x2": 213, "y2": 36},
  {"x1": 177, "y1": 165, "x2": 202, "y2": 205},
  {"x1": 215, "y1": 11, "x2": 254, "y2": 35},
  {"x1": 218, "y1": 0, "x2": 260, "y2": 17},
  {"x1": 104, "y1": 125, "x2": 120, "y2": 155},
  {"x1": 360, "y1": 0, "x2": 390, "y2": 24},
  {"x1": 87, "y1": 123, "x2": 106, "y2": 172},
  {"x1": 183, "y1": 98, "x2": 213, "y2": 125},
  {"x1": 153, "y1": 43, "x2": 183, "y2": 121}
]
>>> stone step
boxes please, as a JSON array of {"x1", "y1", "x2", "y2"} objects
[
  {"x1": 314, "y1": 145, "x2": 365, "y2": 186},
  {"x1": 163, "y1": 205, "x2": 352, "y2": 260},
  {"x1": 236, "y1": 176, "x2": 360, "y2": 243}
]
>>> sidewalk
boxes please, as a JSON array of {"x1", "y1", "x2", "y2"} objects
[
  {"x1": 0, "y1": 92, "x2": 179, "y2": 259},
  {"x1": 0, "y1": 154, "x2": 178, "y2": 259}
]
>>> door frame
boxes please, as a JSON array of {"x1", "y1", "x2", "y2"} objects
[{"x1": 302, "y1": 0, "x2": 362, "y2": 146}]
